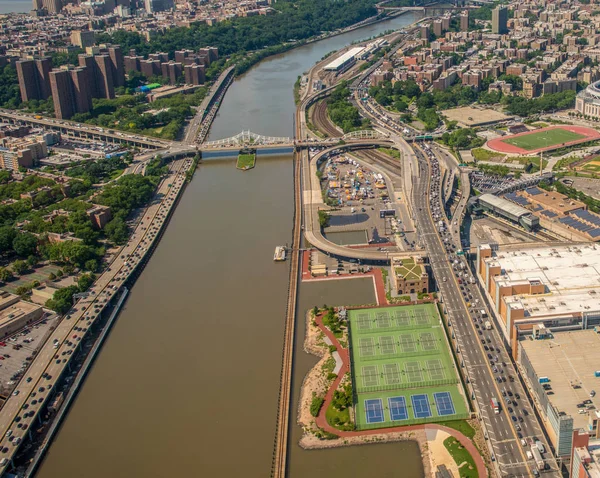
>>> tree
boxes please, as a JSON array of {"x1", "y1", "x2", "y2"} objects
[
  {"x1": 12, "y1": 233, "x2": 38, "y2": 257},
  {"x1": 0, "y1": 227, "x2": 17, "y2": 254},
  {"x1": 16, "y1": 285, "x2": 30, "y2": 297},
  {"x1": 26, "y1": 255, "x2": 38, "y2": 268},
  {"x1": 45, "y1": 285, "x2": 78, "y2": 314},
  {"x1": 48, "y1": 272, "x2": 56, "y2": 281},
  {"x1": 104, "y1": 217, "x2": 129, "y2": 245},
  {"x1": 77, "y1": 273, "x2": 96, "y2": 292},
  {"x1": 85, "y1": 259, "x2": 98, "y2": 272},
  {"x1": 0, "y1": 267, "x2": 13, "y2": 282},
  {"x1": 11, "y1": 260, "x2": 27, "y2": 276}
]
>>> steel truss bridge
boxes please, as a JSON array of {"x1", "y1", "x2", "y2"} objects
[{"x1": 202, "y1": 129, "x2": 387, "y2": 149}]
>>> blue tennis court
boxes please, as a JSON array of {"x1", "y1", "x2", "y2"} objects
[
  {"x1": 388, "y1": 396, "x2": 408, "y2": 421},
  {"x1": 365, "y1": 398, "x2": 385, "y2": 423},
  {"x1": 411, "y1": 394, "x2": 432, "y2": 418},
  {"x1": 434, "y1": 392, "x2": 456, "y2": 416}
]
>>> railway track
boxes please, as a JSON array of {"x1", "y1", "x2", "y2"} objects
[
  {"x1": 312, "y1": 100, "x2": 342, "y2": 138},
  {"x1": 271, "y1": 148, "x2": 302, "y2": 478}
]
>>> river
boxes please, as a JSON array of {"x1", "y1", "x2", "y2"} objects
[
  {"x1": 0, "y1": 0, "x2": 30, "y2": 14},
  {"x1": 36, "y1": 11, "x2": 425, "y2": 478}
]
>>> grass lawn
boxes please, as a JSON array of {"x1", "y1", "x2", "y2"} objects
[
  {"x1": 378, "y1": 147, "x2": 401, "y2": 159},
  {"x1": 325, "y1": 400, "x2": 353, "y2": 431},
  {"x1": 471, "y1": 148, "x2": 505, "y2": 162},
  {"x1": 444, "y1": 436, "x2": 478, "y2": 478},
  {"x1": 109, "y1": 168, "x2": 125, "y2": 180},
  {"x1": 502, "y1": 128, "x2": 585, "y2": 151},
  {"x1": 506, "y1": 156, "x2": 548, "y2": 169},
  {"x1": 437, "y1": 419, "x2": 475, "y2": 439},
  {"x1": 236, "y1": 153, "x2": 256, "y2": 170}
]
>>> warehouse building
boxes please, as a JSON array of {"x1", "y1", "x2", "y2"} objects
[
  {"x1": 324, "y1": 47, "x2": 365, "y2": 73},
  {"x1": 518, "y1": 329, "x2": 600, "y2": 458},
  {"x1": 477, "y1": 193, "x2": 539, "y2": 231},
  {"x1": 476, "y1": 243, "x2": 600, "y2": 346}
]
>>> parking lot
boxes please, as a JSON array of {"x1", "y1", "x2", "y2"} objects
[
  {"x1": 470, "y1": 170, "x2": 517, "y2": 194},
  {"x1": 0, "y1": 314, "x2": 59, "y2": 399},
  {"x1": 319, "y1": 153, "x2": 415, "y2": 249}
]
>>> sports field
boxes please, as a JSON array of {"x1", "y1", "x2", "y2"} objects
[
  {"x1": 487, "y1": 125, "x2": 600, "y2": 155},
  {"x1": 502, "y1": 128, "x2": 584, "y2": 151},
  {"x1": 348, "y1": 304, "x2": 469, "y2": 429}
]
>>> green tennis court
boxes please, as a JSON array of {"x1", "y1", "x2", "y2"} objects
[{"x1": 348, "y1": 304, "x2": 469, "y2": 429}]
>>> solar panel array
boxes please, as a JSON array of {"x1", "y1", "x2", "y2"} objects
[
  {"x1": 539, "y1": 209, "x2": 557, "y2": 218},
  {"x1": 525, "y1": 187, "x2": 543, "y2": 196},
  {"x1": 558, "y1": 214, "x2": 600, "y2": 237},
  {"x1": 504, "y1": 192, "x2": 530, "y2": 207}
]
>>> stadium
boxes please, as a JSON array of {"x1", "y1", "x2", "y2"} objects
[{"x1": 486, "y1": 125, "x2": 600, "y2": 155}]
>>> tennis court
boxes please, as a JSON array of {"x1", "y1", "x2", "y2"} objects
[
  {"x1": 427, "y1": 359, "x2": 446, "y2": 380},
  {"x1": 388, "y1": 396, "x2": 409, "y2": 421},
  {"x1": 359, "y1": 337, "x2": 375, "y2": 357},
  {"x1": 379, "y1": 335, "x2": 396, "y2": 355},
  {"x1": 434, "y1": 392, "x2": 456, "y2": 416},
  {"x1": 399, "y1": 334, "x2": 417, "y2": 353},
  {"x1": 362, "y1": 365, "x2": 379, "y2": 387},
  {"x1": 348, "y1": 304, "x2": 469, "y2": 429},
  {"x1": 383, "y1": 363, "x2": 401, "y2": 385},
  {"x1": 411, "y1": 394, "x2": 432, "y2": 419},
  {"x1": 376, "y1": 310, "x2": 391, "y2": 328},
  {"x1": 365, "y1": 398, "x2": 385, "y2": 424}
]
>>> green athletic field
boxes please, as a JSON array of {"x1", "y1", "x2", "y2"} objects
[
  {"x1": 501, "y1": 128, "x2": 585, "y2": 151},
  {"x1": 348, "y1": 304, "x2": 469, "y2": 430}
]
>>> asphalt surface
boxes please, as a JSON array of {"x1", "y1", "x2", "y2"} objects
[{"x1": 412, "y1": 144, "x2": 559, "y2": 478}]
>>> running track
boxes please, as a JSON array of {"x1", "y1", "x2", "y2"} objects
[
  {"x1": 312, "y1": 311, "x2": 488, "y2": 478},
  {"x1": 487, "y1": 125, "x2": 600, "y2": 155}
]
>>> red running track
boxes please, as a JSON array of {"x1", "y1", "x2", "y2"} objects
[
  {"x1": 312, "y1": 311, "x2": 488, "y2": 478},
  {"x1": 486, "y1": 125, "x2": 600, "y2": 155}
]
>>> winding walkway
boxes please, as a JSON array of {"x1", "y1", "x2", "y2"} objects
[{"x1": 312, "y1": 311, "x2": 488, "y2": 478}]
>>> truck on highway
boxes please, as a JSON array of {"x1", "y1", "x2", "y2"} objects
[
  {"x1": 491, "y1": 397, "x2": 500, "y2": 414},
  {"x1": 531, "y1": 445, "x2": 544, "y2": 470},
  {"x1": 485, "y1": 321, "x2": 492, "y2": 330}
]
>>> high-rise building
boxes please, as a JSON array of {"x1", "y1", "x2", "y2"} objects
[
  {"x1": 420, "y1": 25, "x2": 430, "y2": 41},
  {"x1": 184, "y1": 64, "x2": 205, "y2": 85},
  {"x1": 49, "y1": 69, "x2": 74, "y2": 119},
  {"x1": 50, "y1": 67, "x2": 92, "y2": 120},
  {"x1": 16, "y1": 57, "x2": 52, "y2": 102},
  {"x1": 433, "y1": 20, "x2": 443, "y2": 37},
  {"x1": 124, "y1": 55, "x2": 142, "y2": 73},
  {"x1": 492, "y1": 6, "x2": 508, "y2": 34},
  {"x1": 108, "y1": 46, "x2": 125, "y2": 88},
  {"x1": 144, "y1": 0, "x2": 173, "y2": 13},
  {"x1": 94, "y1": 55, "x2": 115, "y2": 99},
  {"x1": 71, "y1": 30, "x2": 96, "y2": 48},
  {"x1": 78, "y1": 54, "x2": 115, "y2": 99},
  {"x1": 460, "y1": 11, "x2": 469, "y2": 31},
  {"x1": 41, "y1": 0, "x2": 61, "y2": 13},
  {"x1": 70, "y1": 67, "x2": 93, "y2": 115}
]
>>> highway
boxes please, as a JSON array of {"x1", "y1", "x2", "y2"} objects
[
  {"x1": 0, "y1": 156, "x2": 195, "y2": 476},
  {"x1": 0, "y1": 110, "x2": 170, "y2": 150},
  {"x1": 412, "y1": 143, "x2": 559, "y2": 477},
  {"x1": 339, "y1": 37, "x2": 561, "y2": 475}
]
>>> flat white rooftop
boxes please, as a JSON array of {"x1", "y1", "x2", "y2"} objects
[
  {"x1": 521, "y1": 329, "x2": 600, "y2": 431},
  {"x1": 324, "y1": 47, "x2": 365, "y2": 70},
  {"x1": 486, "y1": 243, "x2": 600, "y2": 319}
]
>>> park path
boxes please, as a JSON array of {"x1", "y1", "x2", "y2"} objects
[{"x1": 312, "y1": 311, "x2": 487, "y2": 478}]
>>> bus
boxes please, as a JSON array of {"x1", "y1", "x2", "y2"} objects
[{"x1": 491, "y1": 397, "x2": 500, "y2": 414}]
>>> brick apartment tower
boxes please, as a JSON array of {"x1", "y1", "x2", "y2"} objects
[{"x1": 16, "y1": 58, "x2": 52, "y2": 102}]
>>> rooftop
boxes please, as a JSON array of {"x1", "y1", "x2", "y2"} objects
[
  {"x1": 440, "y1": 106, "x2": 512, "y2": 127},
  {"x1": 575, "y1": 445, "x2": 600, "y2": 478},
  {"x1": 521, "y1": 329, "x2": 600, "y2": 430},
  {"x1": 486, "y1": 243, "x2": 600, "y2": 318},
  {"x1": 479, "y1": 193, "x2": 533, "y2": 219}
]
